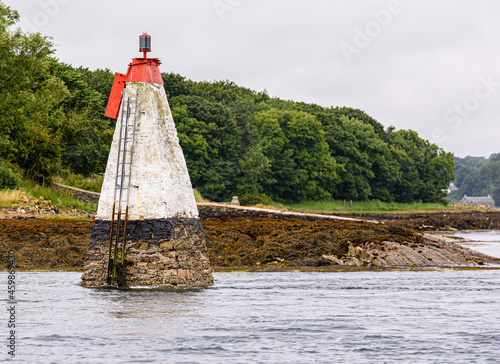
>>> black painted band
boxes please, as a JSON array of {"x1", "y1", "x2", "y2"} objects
[{"x1": 89, "y1": 218, "x2": 204, "y2": 247}]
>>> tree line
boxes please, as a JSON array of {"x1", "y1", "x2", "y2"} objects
[
  {"x1": 0, "y1": 1, "x2": 454, "y2": 204},
  {"x1": 448, "y1": 155, "x2": 500, "y2": 204}
]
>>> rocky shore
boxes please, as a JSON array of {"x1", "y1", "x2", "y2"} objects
[
  {"x1": 1, "y1": 210, "x2": 500, "y2": 272},
  {"x1": 202, "y1": 216, "x2": 500, "y2": 270}
]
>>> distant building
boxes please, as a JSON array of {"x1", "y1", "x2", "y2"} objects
[
  {"x1": 447, "y1": 183, "x2": 459, "y2": 193},
  {"x1": 459, "y1": 194, "x2": 496, "y2": 208}
]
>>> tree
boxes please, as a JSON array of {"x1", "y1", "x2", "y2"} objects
[
  {"x1": 387, "y1": 129, "x2": 454, "y2": 203},
  {"x1": 77, "y1": 67, "x2": 115, "y2": 117},
  {"x1": 323, "y1": 116, "x2": 398, "y2": 201},
  {"x1": 58, "y1": 111, "x2": 113, "y2": 176},
  {"x1": 0, "y1": 3, "x2": 69, "y2": 181},
  {"x1": 249, "y1": 109, "x2": 341, "y2": 202},
  {"x1": 233, "y1": 143, "x2": 274, "y2": 197},
  {"x1": 171, "y1": 95, "x2": 240, "y2": 201},
  {"x1": 48, "y1": 60, "x2": 106, "y2": 115}
]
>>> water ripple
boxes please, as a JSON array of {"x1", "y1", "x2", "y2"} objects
[{"x1": 1, "y1": 270, "x2": 500, "y2": 363}]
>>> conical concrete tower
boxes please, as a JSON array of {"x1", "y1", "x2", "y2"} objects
[{"x1": 81, "y1": 34, "x2": 213, "y2": 287}]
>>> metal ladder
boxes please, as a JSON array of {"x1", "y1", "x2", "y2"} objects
[{"x1": 106, "y1": 88, "x2": 140, "y2": 285}]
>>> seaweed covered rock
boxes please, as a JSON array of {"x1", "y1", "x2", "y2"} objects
[
  {"x1": 204, "y1": 218, "x2": 467, "y2": 269},
  {"x1": 0, "y1": 219, "x2": 92, "y2": 270},
  {"x1": 203, "y1": 217, "x2": 500, "y2": 269},
  {"x1": 1, "y1": 215, "x2": 500, "y2": 272}
]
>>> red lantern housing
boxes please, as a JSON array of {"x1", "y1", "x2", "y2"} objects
[{"x1": 104, "y1": 33, "x2": 164, "y2": 119}]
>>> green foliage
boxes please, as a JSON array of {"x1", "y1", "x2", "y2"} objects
[
  {"x1": 328, "y1": 107, "x2": 387, "y2": 139},
  {"x1": 0, "y1": 2, "x2": 114, "y2": 183},
  {"x1": 48, "y1": 60, "x2": 106, "y2": 115},
  {"x1": 20, "y1": 183, "x2": 97, "y2": 212},
  {"x1": 323, "y1": 116, "x2": 398, "y2": 201},
  {"x1": 76, "y1": 67, "x2": 114, "y2": 117},
  {"x1": 239, "y1": 193, "x2": 274, "y2": 206},
  {"x1": 162, "y1": 73, "x2": 454, "y2": 203},
  {"x1": 387, "y1": 129, "x2": 454, "y2": 203},
  {"x1": 54, "y1": 171, "x2": 104, "y2": 193},
  {"x1": 171, "y1": 95, "x2": 240, "y2": 201},
  {"x1": 0, "y1": 3, "x2": 68, "y2": 182},
  {"x1": 281, "y1": 199, "x2": 456, "y2": 215},
  {"x1": 247, "y1": 108, "x2": 341, "y2": 202},
  {"x1": 450, "y1": 154, "x2": 500, "y2": 203},
  {"x1": 234, "y1": 143, "x2": 274, "y2": 197},
  {"x1": 0, "y1": 159, "x2": 22, "y2": 189},
  {"x1": 455, "y1": 155, "x2": 489, "y2": 169},
  {"x1": 58, "y1": 111, "x2": 113, "y2": 176}
]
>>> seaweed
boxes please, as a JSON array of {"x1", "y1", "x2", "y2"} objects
[{"x1": 2, "y1": 210, "x2": 500, "y2": 271}]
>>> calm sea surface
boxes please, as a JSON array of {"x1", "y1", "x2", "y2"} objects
[
  {"x1": 441, "y1": 230, "x2": 500, "y2": 258},
  {"x1": 2, "y1": 232, "x2": 500, "y2": 363}
]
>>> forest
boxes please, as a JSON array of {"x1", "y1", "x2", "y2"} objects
[
  {"x1": 0, "y1": 2, "x2": 455, "y2": 204},
  {"x1": 448, "y1": 155, "x2": 500, "y2": 204}
]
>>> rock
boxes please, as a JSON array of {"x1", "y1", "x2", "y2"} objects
[
  {"x1": 378, "y1": 249, "x2": 410, "y2": 266},
  {"x1": 418, "y1": 246, "x2": 455, "y2": 266},
  {"x1": 348, "y1": 242, "x2": 363, "y2": 257},
  {"x1": 394, "y1": 244, "x2": 435, "y2": 267},
  {"x1": 13, "y1": 215, "x2": 35, "y2": 220},
  {"x1": 370, "y1": 257, "x2": 388, "y2": 267},
  {"x1": 321, "y1": 254, "x2": 344, "y2": 265},
  {"x1": 299, "y1": 258, "x2": 331, "y2": 267},
  {"x1": 343, "y1": 256, "x2": 361, "y2": 266},
  {"x1": 360, "y1": 251, "x2": 374, "y2": 261}
]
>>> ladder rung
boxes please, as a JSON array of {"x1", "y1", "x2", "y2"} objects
[{"x1": 107, "y1": 88, "x2": 140, "y2": 286}]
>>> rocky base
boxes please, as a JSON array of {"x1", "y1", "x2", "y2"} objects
[
  {"x1": 321, "y1": 234, "x2": 496, "y2": 268},
  {"x1": 81, "y1": 218, "x2": 214, "y2": 288}
]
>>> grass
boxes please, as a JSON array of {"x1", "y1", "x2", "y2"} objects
[
  {"x1": 0, "y1": 189, "x2": 22, "y2": 208},
  {"x1": 0, "y1": 183, "x2": 97, "y2": 213},
  {"x1": 193, "y1": 189, "x2": 210, "y2": 203},
  {"x1": 277, "y1": 199, "x2": 482, "y2": 215},
  {"x1": 53, "y1": 172, "x2": 104, "y2": 193},
  {"x1": 26, "y1": 184, "x2": 97, "y2": 212}
]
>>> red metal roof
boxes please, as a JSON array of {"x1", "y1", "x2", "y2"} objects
[{"x1": 126, "y1": 58, "x2": 164, "y2": 85}]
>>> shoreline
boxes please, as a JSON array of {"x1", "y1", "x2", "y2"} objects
[
  {"x1": 2, "y1": 211, "x2": 500, "y2": 273},
  {"x1": 4, "y1": 266, "x2": 500, "y2": 274}
]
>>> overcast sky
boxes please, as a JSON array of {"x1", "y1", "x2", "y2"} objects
[{"x1": 5, "y1": 0, "x2": 500, "y2": 158}]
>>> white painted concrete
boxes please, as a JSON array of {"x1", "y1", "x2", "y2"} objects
[{"x1": 96, "y1": 82, "x2": 199, "y2": 220}]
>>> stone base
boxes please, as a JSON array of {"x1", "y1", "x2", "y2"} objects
[{"x1": 81, "y1": 218, "x2": 214, "y2": 288}]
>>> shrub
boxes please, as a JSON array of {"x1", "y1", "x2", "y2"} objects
[
  {"x1": 0, "y1": 160, "x2": 22, "y2": 189},
  {"x1": 240, "y1": 193, "x2": 273, "y2": 206}
]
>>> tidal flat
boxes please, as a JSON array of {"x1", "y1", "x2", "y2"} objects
[{"x1": 1, "y1": 211, "x2": 500, "y2": 272}]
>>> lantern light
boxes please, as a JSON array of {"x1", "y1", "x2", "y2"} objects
[{"x1": 139, "y1": 32, "x2": 151, "y2": 58}]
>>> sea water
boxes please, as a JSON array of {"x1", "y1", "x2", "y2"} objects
[
  {"x1": 441, "y1": 230, "x2": 500, "y2": 259},
  {"x1": 2, "y1": 268, "x2": 500, "y2": 363}
]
